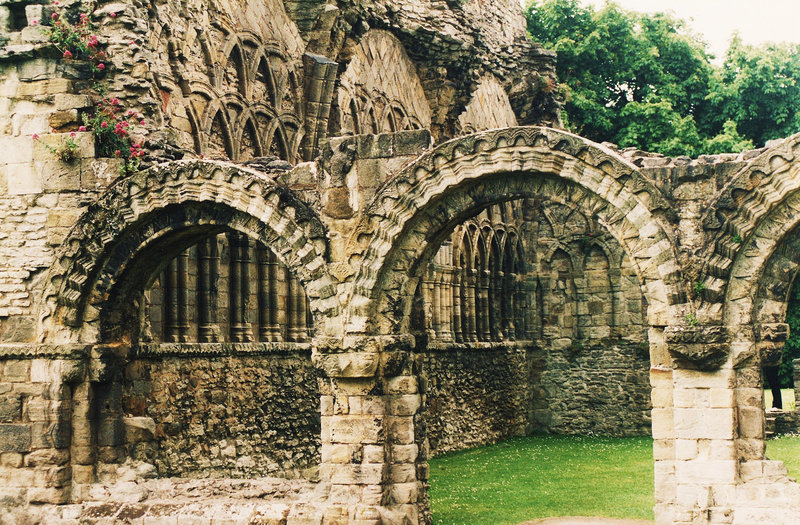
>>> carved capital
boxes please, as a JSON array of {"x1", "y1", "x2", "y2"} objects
[{"x1": 665, "y1": 325, "x2": 729, "y2": 370}]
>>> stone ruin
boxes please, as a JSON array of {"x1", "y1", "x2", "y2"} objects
[{"x1": 0, "y1": 0, "x2": 799, "y2": 523}]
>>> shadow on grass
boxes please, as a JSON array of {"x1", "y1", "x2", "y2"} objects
[{"x1": 429, "y1": 435, "x2": 654, "y2": 525}]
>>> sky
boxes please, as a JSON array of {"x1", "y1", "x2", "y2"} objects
[{"x1": 578, "y1": 0, "x2": 800, "y2": 63}]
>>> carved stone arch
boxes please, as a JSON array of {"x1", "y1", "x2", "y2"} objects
[
  {"x1": 345, "y1": 127, "x2": 684, "y2": 339},
  {"x1": 204, "y1": 106, "x2": 234, "y2": 159},
  {"x1": 38, "y1": 160, "x2": 336, "y2": 345},
  {"x1": 701, "y1": 132, "x2": 800, "y2": 310},
  {"x1": 218, "y1": 38, "x2": 248, "y2": 97},
  {"x1": 335, "y1": 30, "x2": 431, "y2": 136},
  {"x1": 233, "y1": 110, "x2": 264, "y2": 161},
  {"x1": 264, "y1": 118, "x2": 290, "y2": 161},
  {"x1": 251, "y1": 51, "x2": 279, "y2": 107}
]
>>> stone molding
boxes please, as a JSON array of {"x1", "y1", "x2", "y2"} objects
[{"x1": 38, "y1": 159, "x2": 337, "y2": 344}]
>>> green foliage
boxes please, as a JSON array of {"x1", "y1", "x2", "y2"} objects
[
  {"x1": 692, "y1": 281, "x2": 706, "y2": 296},
  {"x1": 42, "y1": 6, "x2": 107, "y2": 74},
  {"x1": 732, "y1": 233, "x2": 743, "y2": 244},
  {"x1": 33, "y1": 132, "x2": 78, "y2": 162},
  {"x1": 82, "y1": 95, "x2": 146, "y2": 175},
  {"x1": 685, "y1": 313, "x2": 699, "y2": 327},
  {"x1": 779, "y1": 283, "x2": 800, "y2": 387},
  {"x1": 525, "y1": 0, "x2": 800, "y2": 155},
  {"x1": 766, "y1": 435, "x2": 800, "y2": 479},
  {"x1": 429, "y1": 435, "x2": 654, "y2": 524},
  {"x1": 718, "y1": 36, "x2": 800, "y2": 147}
]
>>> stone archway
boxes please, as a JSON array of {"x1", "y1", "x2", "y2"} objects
[
  {"x1": 345, "y1": 126, "x2": 685, "y2": 335},
  {"x1": 709, "y1": 136, "x2": 800, "y2": 519},
  {"x1": 324, "y1": 127, "x2": 694, "y2": 524},
  {"x1": 39, "y1": 159, "x2": 337, "y2": 345},
  {"x1": 32, "y1": 159, "x2": 338, "y2": 508}
]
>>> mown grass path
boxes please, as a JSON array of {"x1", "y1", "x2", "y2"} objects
[{"x1": 429, "y1": 436, "x2": 655, "y2": 525}]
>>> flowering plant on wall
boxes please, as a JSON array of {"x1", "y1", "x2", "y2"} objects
[
  {"x1": 40, "y1": 2, "x2": 144, "y2": 175},
  {"x1": 32, "y1": 131, "x2": 79, "y2": 163},
  {"x1": 83, "y1": 96, "x2": 146, "y2": 175},
  {"x1": 41, "y1": 2, "x2": 106, "y2": 74}
]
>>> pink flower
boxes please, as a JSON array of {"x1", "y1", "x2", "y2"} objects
[
  {"x1": 53, "y1": 1, "x2": 59, "y2": 5},
  {"x1": 140, "y1": 120, "x2": 145, "y2": 125},
  {"x1": 69, "y1": 131, "x2": 76, "y2": 137},
  {"x1": 32, "y1": 134, "x2": 39, "y2": 140},
  {"x1": 51, "y1": 12, "x2": 58, "y2": 19},
  {"x1": 100, "y1": 121, "x2": 108, "y2": 128},
  {"x1": 114, "y1": 150, "x2": 120, "y2": 156},
  {"x1": 78, "y1": 125, "x2": 86, "y2": 132},
  {"x1": 130, "y1": 40, "x2": 136, "y2": 46},
  {"x1": 62, "y1": 50, "x2": 72, "y2": 59},
  {"x1": 110, "y1": 12, "x2": 116, "y2": 18},
  {"x1": 97, "y1": 63, "x2": 105, "y2": 70},
  {"x1": 31, "y1": 20, "x2": 37, "y2": 25}
]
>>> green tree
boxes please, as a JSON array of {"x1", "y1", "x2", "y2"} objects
[
  {"x1": 717, "y1": 36, "x2": 800, "y2": 147},
  {"x1": 525, "y1": 0, "x2": 717, "y2": 156},
  {"x1": 525, "y1": 0, "x2": 794, "y2": 155}
]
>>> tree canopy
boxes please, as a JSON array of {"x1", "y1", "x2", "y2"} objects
[{"x1": 525, "y1": 0, "x2": 800, "y2": 156}]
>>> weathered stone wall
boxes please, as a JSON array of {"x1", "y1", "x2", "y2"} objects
[
  {"x1": 121, "y1": 349, "x2": 320, "y2": 480},
  {"x1": 529, "y1": 341, "x2": 651, "y2": 436},
  {"x1": 421, "y1": 343, "x2": 529, "y2": 455}
]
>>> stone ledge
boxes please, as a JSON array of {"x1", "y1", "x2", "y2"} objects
[
  {"x1": 0, "y1": 344, "x2": 92, "y2": 360},
  {"x1": 133, "y1": 342, "x2": 312, "y2": 358}
]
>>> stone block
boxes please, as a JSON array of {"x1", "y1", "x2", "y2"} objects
[
  {"x1": 674, "y1": 408, "x2": 735, "y2": 440},
  {"x1": 327, "y1": 463, "x2": 384, "y2": 485},
  {"x1": 362, "y1": 445, "x2": 384, "y2": 464},
  {"x1": 386, "y1": 482, "x2": 419, "y2": 504},
  {"x1": 4, "y1": 360, "x2": 30, "y2": 382},
  {"x1": 328, "y1": 416, "x2": 383, "y2": 444},
  {"x1": 0, "y1": 423, "x2": 30, "y2": 453},
  {"x1": 385, "y1": 376, "x2": 418, "y2": 394},
  {"x1": 123, "y1": 416, "x2": 156, "y2": 443},
  {"x1": 387, "y1": 395, "x2": 421, "y2": 416},
  {"x1": 321, "y1": 444, "x2": 350, "y2": 464},
  {"x1": 1, "y1": 316, "x2": 36, "y2": 343},
  {"x1": 0, "y1": 452, "x2": 22, "y2": 467},
  {"x1": 0, "y1": 393, "x2": 21, "y2": 422},
  {"x1": 389, "y1": 463, "x2": 416, "y2": 483},
  {"x1": 31, "y1": 421, "x2": 70, "y2": 449},
  {"x1": 24, "y1": 448, "x2": 69, "y2": 467},
  {"x1": 26, "y1": 486, "x2": 69, "y2": 504},
  {"x1": 37, "y1": 160, "x2": 81, "y2": 191},
  {"x1": 0, "y1": 137, "x2": 33, "y2": 165},
  {"x1": 7, "y1": 163, "x2": 42, "y2": 195}
]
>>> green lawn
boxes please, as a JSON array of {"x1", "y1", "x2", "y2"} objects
[
  {"x1": 767, "y1": 435, "x2": 800, "y2": 479},
  {"x1": 429, "y1": 435, "x2": 654, "y2": 525},
  {"x1": 764, "y1": 388, "x2": 796, "y2": 411}
]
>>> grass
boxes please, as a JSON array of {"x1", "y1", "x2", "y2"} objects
[
  {"x1": 429, "y1": 435, "x2": 654, "y2": 525},
  {"x1": 764, "y1": 388, "x2": 796, "y2": 411},
  {"x1": 767, "y1": 435, "x2": 800, "y2": 479}
]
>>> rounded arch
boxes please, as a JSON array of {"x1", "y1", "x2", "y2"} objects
[
  {"x1": 344, "y1": 127, "x2": 683, "y2": 335},
  {"x1": 701, "y1": 132, "x2": 800, "y2": 308},
  {"x1": 39, "y1": 160, "x2": 336, "y2": 345}
]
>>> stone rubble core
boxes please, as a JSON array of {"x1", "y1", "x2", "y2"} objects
[{"x1": 0, "y1": 0, "x2": 800, "y2": 524}]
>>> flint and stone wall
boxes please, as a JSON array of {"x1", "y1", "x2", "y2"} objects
[{"x1": 122, "y1": 350, "x2": 321, "y2": 479}]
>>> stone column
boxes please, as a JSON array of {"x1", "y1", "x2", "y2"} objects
[
  {"x1": 466, "y1": 268, "x2": 478, "y2": 342},
  {"x1": 268, "y1": 250, "x2": 283, "y2": 341},
  {"x1": 480, "y1": 269, "x2": 491, "y2": 341},
  {"x1": 229, "y1": 233, "x2": 254, "y2": 342},
  {"x1": 256, "y1": 243, "x2": 271, "y2": 342},
  {"x1": 660, "y1": 326, "x2": 738, "y2": 523},
  {"x1": 439, "y1": 247, "x2": 453, "y2": 342},
  {"x1": 163, "y1": 258, "x2": 179, "y2": 342},
  {"x1": 175, "y1": 250, "x2": 190, "y2": 342},
  {"x1": 286, "y1": 269, "x2": 299, "y2": 342},
  {"x1": 197, "y1": 237, "x2": 220, "y2": 342},
  {"x1": 452, "y1": 266, "x2": 463, "y2": 343},
  {"x1": 314, "y1": 335, "x2": 424, "y2": 524}
]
